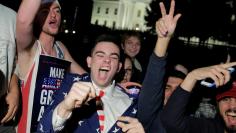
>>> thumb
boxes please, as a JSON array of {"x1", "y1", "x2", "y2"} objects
[{"x1": 173, "y1": 13, "x2": 181, "y2": 24}]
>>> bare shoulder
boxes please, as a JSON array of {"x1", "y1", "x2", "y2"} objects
[{"x1": 56, "y1": 41, "x2": 70, "y2": 54}]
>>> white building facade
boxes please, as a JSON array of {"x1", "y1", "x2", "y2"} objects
[{"x1": 91, "y1": 0, "x2": 151, "y2": 31}]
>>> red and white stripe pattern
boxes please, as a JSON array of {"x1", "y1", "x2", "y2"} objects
[
  {"x1": 18, "y1": 64, "x2": 35, "y2": 133},
  {"x1": 96, "y1": 90, "x2": 105, "y2": 132}
]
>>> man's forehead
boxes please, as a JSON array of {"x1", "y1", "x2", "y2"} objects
[
  {"x1": 125, "y1": 36, "x2": 140, "y2": 43},
  {"x1": 168, "y1": 76, "x2": 184, "y2": 82},
  {"x1": 42, "y1": 0, "x2": 61, "y2": 9},
  {"x1": 42, "y1": 0, "x2": 58, "y2": 4},
  {"x1": 93, "y1": 42, "x2": 120, "y2": 53}
]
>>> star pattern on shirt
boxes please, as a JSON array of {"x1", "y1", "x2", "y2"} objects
[
  {"x1": 78, "y1": 120, "x2": 84, "y2": 126},
  {"x1": 96, "y1": 128, "x2": 100, "y2": 133},
  {"x1": 73, "y1": 76, "x2": 81, "y2": 82},
  {"x1": 63, "y1": 92, "x2": 67, "y2": 97},
  {"x1": 112, "y1": 127, "x2": 120, "y2": 133},
  {"x1": 50, "y1": 100, "x2": 54, "y2": 105},
  {"x1": 39, "y1": 123, "x2": 44, "y2": 132},
  {"x1": 132, "y1": 108, "x2": 137, "y2": 114}
]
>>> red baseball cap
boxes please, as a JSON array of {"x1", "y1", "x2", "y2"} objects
[{"x1": 216, "y1": 81, "x2": 236, "y2": 101}]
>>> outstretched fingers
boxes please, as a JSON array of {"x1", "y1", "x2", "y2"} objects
[
  {"x1": 221, "y1": 61, "x2": 236, "y2": 69},
  {"x1": 173, "y1": 13, "x2": 181, "y2": 24},
  {"x1": 159, "y1": 2, "x2": 167, "y2": 17},
  {"x1": 169, "y1": 0, "x2": 175, "y2": 17}
]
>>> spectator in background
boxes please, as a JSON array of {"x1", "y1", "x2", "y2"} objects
[
  {"x1": 190, "y1": 46, "x2": 232, "y2": 119},
  {"x1": 121, "y1": 32, "x2": 143, "y2": 83},
  {"x1": 161, "y1": 61, "x2": 236, "y2": 133},
  {"x1": 164, "y1": 64, "x2": 188, "y2": 105},
  {"x1": 193, "y1": 97, "x2": 217, "y2": 119},
  {"x1": 16, "y1": 0, "x2": 86, "y2": 132},
  {"x1": 115, "y1": 55, "x2": 133, "y2": 84},
  {"x1": 0, "y1": 4, "x2": 20, "y2": 133},
  {"x1": 120, "y1": 55, "x2": 133, "y2": 84},
  {"x1": 115, "y1": 54, "x2": 142, "y2": 98}
]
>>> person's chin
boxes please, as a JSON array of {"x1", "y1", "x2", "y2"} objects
[
  {"x1": 49, "y1": 31, "x2": 58, "y2": 36},
  {"x1": 226, "y1": 126, "x2": 236, "y2": 133},
  {"x1": 225, "y1": 123, "x2": 236, "y2": 132}
]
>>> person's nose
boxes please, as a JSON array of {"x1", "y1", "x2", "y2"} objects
[
  {"x1": 50, "y1": 10, "x2": 56, "y2": 18},
  {"x1": 103, "y1": 56, "x2": 111, "y2": 63},
  {"x1": 131, "y1": 44, "x2": 136, "y2": 49}
]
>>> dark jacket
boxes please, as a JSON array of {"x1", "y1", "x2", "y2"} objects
[
  {"x1": 137, "y1": 53, "x2": 167, "y2": 133},
  {"x1": 161, "y1": 87, "x2": 225, "y2": 133}
]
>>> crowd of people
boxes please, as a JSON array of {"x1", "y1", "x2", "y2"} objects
[{"x1": 0, "y1": 0, "x2": 236, "y2": 133}]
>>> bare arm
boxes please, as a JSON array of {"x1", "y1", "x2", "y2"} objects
[
  {"x1": 181, "y1": 62, "x2": 236, "y2": 92},
  {"x1": 1, "y1": 74, "x2": 19, "y2": 123},
  {"x1": 16, "y1": 0, "x2": 41, "y2": 52},
  {"x1": 154, "y1": 0, "x2": 181, "y2": 57},
  {"x1": 138, "y1": 0, "x2": 181, "y2": 131}
]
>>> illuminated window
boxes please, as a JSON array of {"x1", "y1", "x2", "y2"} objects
[
  {"x1": 114, "y1": 8, "x2": 118, "y2": 15},
  {"x1": 106, "y1": 8, "x2": 109, "y2": 14},
  {"x1": 97, "y1": 7, "x2": 100, "y2": 13},
  {"x1": 95, "y1": 20, "x2": 98, "y2": 25},
  {"x1": 104, "y1": 20, "x2": 107, "y2": 26},
  {"x1": 137, "y1": 10, "x2": 141, "y2": 17},
  {"x1": 135, "y1": 24, "x2": 140, "y2": 30},
  {"x1": 112, "y1": 21, "x2": 116, "y2": 28}
]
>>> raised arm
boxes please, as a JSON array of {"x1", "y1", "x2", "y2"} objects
[
  {"x1": 16, "y1": 0, "x2": 41, "y2": 52},
  {"x1": 154, "y1": 0, "x2": 181, "y2": 57},
  {"x1": 138, "y1": 0, "x2": 181, "y2": 132},
  {"x1": 161, "y1": 62, "x2": 236, "y2": 133},
  {"x1": 181, "y1": 62, "x2": 236, "y2": 92}
]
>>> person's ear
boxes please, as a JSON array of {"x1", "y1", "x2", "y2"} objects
[
  {"x1": 117, "y1": 62, "x2": 122, "y2": 73},
  {"x1": 121, "y1": 43, "x2": 125, "y2": 50},
  {"x1": 87, "y1": 56, "x2": 92, "y2": 68}
]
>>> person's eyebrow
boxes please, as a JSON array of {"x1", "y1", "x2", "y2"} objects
[
  {"x1": 94, "y1": 51, "x2": 105, "y2": 55},
  {"x1": 94, "y1": 51, "x2": 119, "y2": 58},
  {"x1": 53, "y1": 6, "x2": 60, "y2": 10},
  {"x1": 110, "y1": 53, "x2": 120, "y2": 58}
]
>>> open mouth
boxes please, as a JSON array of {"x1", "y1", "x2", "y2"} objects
[
  {"x1": 225, "y1": 111, "x2": 236, "y2": 126},
  {"x1": 99, "y1": 68, "x2": 109, "y2": 72},
  {"x1": 97, "y1": 67, "x2": 110, "y2": 80},
  {"x1": 227, "y1": 112, "x2": 236, "y2": 117},
  {"x1": 49, "y1": 20, "x2": 58, "y2": 27}
]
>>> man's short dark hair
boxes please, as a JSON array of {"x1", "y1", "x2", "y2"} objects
[
  {"x1": 91, "y1": 34, "x2": 124, "y2": 62},
  {"x1": 121, "y1": 31, "x2": 141, "y2": 45}
]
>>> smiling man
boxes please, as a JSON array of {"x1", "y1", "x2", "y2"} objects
[
  {"x1": 216, "y1": 81, "x2": 236, "y2": 132},
  {"x1": 161, "y1": 63, "x2": 236, "y2": 133},
  {"x1": 37, "y1": 34, "x2": 145, "y2": 133}
]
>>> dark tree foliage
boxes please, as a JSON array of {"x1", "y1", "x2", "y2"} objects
[
  {"x1": 145, "y1": 0, "x2": 189, "y2": 35},
  {"x1": 145, "y1": 0, "x2": 234, "y2": 45},
  {"x1": 228, "y1": 0, "x2": 236, "y2": 44}
]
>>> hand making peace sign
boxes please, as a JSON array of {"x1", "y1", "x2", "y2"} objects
[{"x1": 156, "y1": 0, "x2": 181, "y2": 38}]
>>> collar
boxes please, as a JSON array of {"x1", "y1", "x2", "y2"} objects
[{"x1": 91, "y1": 80, "x2": 116, "y2": 97}]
